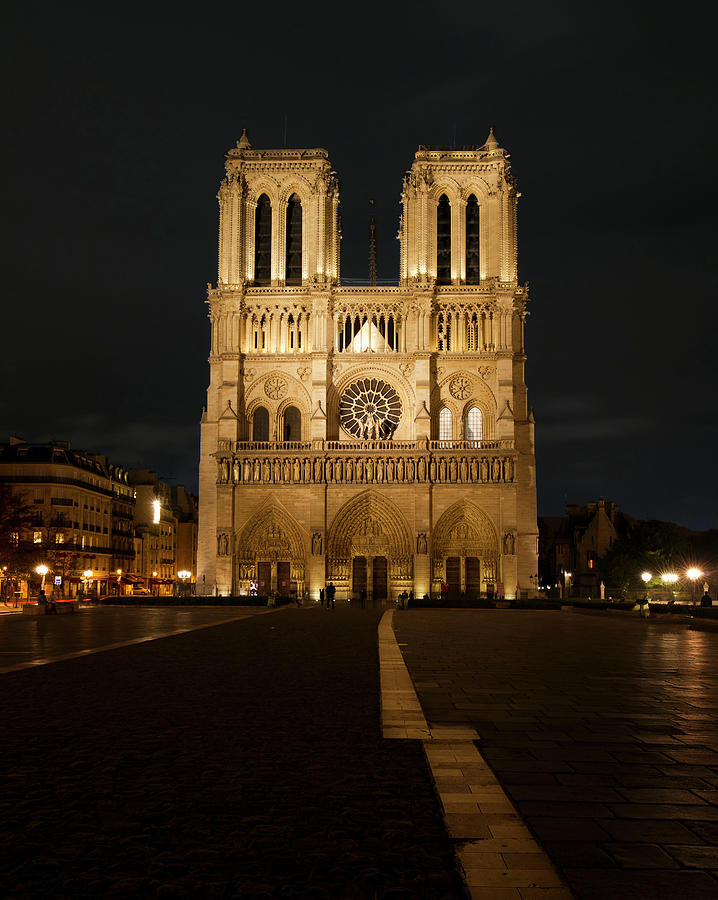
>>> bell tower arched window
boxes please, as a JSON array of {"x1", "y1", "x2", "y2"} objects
[
  {"x1": 466, "y1": 195, "x2": 480, "y2": 284},
  {"x1": 283, "y1": 406, "x2": 301, "y2": 441},
  {"x1": 285, "y1": 194, "x2": 302, "y2": 285},
  {"x1": 439, "y1": 407, "x2": 453, "y2": 441},
  {"x1": 436, "y1": 195, "x2": 451, "y2": 285},
  {"x1": 254, "y1": 195, "x2": 272, "y2": 285},
  {"x1": 467, "y1": 406, "x2": 483, "y2": 442},
  {"x1": 253, "y1": 406, "x2": 269, "y2": 442}
]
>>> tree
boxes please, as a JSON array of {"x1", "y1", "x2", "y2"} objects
[
  {"x1": 599, "y1": 519, "x2": 690, "y2": 595},
  {"x1": 0, "y1": 485, "x2": 35, "y2": 595}
]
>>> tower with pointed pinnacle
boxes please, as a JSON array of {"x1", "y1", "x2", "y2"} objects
[{"x1": 197, "y1": 129, "x2": 538, "y2": 603}]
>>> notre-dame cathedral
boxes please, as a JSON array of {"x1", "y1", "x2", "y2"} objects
[{"x1": 197, "y1": 128, "x2": 538, "y2": 601}]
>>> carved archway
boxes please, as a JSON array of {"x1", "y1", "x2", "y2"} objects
[
  {"x1": 432, "y1": 500, "x2": 499, "y2": 593},
  {"x1": 327, "y1": 491, "x2": 413, "y2": 592},
  {"x1": 235, "y1": 502, "x2": 307, "y2": 593}
]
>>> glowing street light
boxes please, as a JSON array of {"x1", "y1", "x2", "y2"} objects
[
  {"x1": 178, "y1": 569, "x2": 191, "y2": 597},
  {"x1": 82, "y1": 569, "x2": 93, "y2": 597},
  {"x1": 686, "y1": 567, "x2": 703, "y2": 604},
  {"x1": 35, "y1": 564, "x2": 49, "y2": 590}
]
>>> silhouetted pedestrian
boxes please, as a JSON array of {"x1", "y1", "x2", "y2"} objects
[
  {"x1": 320, "y1": 588, "x2": 325, "y2": 607},
  {"x1": 326, "y1": 582, "x2": 336, "y2": 610}
]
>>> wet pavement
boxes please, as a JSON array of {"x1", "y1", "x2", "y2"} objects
[
  {"x1": 0, "y1": 604, "x2": 465, "y2": 899},
  {"x1": 394, "y1": 609, "x2": 718, "y2": 899},
  {"x1": 0, "y1": 605, "x2": 269, "y2": 673}
]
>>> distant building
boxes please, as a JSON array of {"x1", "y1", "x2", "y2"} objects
[
  {"x1": 0, "y1": 438, "x2": 198, "y2": 598},
  {"x1": 128, "y1": 471, "x2": 198, "y2": 595},
  {"x1": 0, "y1": 436, "x2": 135, "y2": 597},
  {"x1": 539, "y1": 499, "x2": 633, "y2": 597}
]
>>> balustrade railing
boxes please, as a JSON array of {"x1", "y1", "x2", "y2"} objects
[{"x1": 217, "y1": 438, "x2": 514, "y2": 453}]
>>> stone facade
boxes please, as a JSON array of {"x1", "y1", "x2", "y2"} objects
[{"x1": 197, "y1": 129, "x2": 538, "y2": 600}]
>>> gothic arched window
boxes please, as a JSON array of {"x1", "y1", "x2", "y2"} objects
[
  {"x1": 439, "y1": 407, "x2": 453, "y2": 441},
  {"x1": 467, "y1": 406, "x2": 483, "y2": 442},
  {"x1": 467, "y1": 312, "x2": 479, "y2": 350},
  {"x1": 436, "y1": 195, "x2": 451, "y2": 285},
  {"x1": 285, "y1": 194, "x2": 302, "y2": 285},
  {"x1": 283, "y1": 405, "x2": 301, "y2": 441},
  {"x1": 254, "y1": 194, "x2": 272, "y2": 285},
  {"x1": 466, "y1": 195, "x2": 480, "y2": 284},
  {"x1": 253, "y1": 406, "x2": 269, "y2": 442}
]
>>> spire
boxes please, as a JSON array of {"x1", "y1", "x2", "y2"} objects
[
  {"x1": 484, "y1": 127, "x2": 499, "y2": 151},
  {"x1": 237, "y1": 128, "x2": 252, "y2": 149}
]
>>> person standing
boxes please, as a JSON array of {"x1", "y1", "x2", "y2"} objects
[
  {"x1": 37, "y1": 589, "x2": 47, "y2": 614},
  {"x1": 327, "y1": 582, "x2": 336, "y2": 610},
  {"x1": 319, "y1": 587, "x2": 325, "y2": 608}
]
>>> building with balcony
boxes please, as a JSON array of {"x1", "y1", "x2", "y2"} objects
[
  {"x1": 0, "y1": 437, "x2": 135, "y2": 596},
  {"x1": 197, "y1": 129, "x2": 538, "y2": 600}
]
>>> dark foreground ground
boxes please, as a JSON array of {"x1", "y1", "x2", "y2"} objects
[
  {"x1": 0, "y1": 606, "x2": 465, "y2": 899},
  {"x1": 394, "y1": 609, "x2": 718, "y2": 899}
]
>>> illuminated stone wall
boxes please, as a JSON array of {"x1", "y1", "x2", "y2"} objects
[{"x1": 197, "y1": 131, "x2": 538, "y2": 600}]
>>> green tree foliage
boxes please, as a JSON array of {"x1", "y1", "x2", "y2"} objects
[
  {"x1": 599, "y1": 520, "x2": 690, "y2": 595},
  {"x1": 0, "y1": 485, "x2": 36, "y2": 584}
]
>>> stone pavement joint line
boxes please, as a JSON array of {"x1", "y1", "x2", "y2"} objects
[{"x1": 379, "y1": 610, "x2": 574, "y2": 899}]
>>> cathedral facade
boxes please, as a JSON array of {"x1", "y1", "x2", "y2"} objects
[{"x1": 197, "y1": 129, "x2": 538, "y2": 600}]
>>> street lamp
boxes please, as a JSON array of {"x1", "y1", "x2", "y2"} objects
[
  {"x1": 686, "y1": 568, "x2": 703, "y2": 605},
  {"x1": 178, "y1": 570, "x2": 191, "y2": 597},
  {"x1": 83, "y1": 569, "x2": 93, "y2": 597},
  {"x1": 35, "y1": 564, "x2": 49, "y2": 590},
  {"x1": 116, "y1": 568, "x2": 122, "y2": 596}
]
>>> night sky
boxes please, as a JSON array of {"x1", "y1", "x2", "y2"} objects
[{"x1": 2, "y1": 3, "x2": 716, "y2": 530}]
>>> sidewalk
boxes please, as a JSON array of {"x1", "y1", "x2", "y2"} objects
[
  {"x1": 394, "y1": 609, "x2": 718, "y2": 899},
  {"x1": 0, "y1": 605, "x2": 465, "y2": 899}
]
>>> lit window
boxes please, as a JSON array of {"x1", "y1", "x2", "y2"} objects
[
  {"x1": 55, "y1": 533, "x2": 65, "y2": 544},
  {"x1": 439, "y1": 408, "x2": 453, "y2": 441},
  {"x1": 33, "y1": 531, "x2": 42, "y2": 544},
  {"x1": 467, "y1": 407, "x2": 483, "y2": 441}
]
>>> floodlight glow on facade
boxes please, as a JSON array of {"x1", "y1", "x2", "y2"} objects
[{"x1": 152, "y1": 498, "x2": 161, "y2": 524}]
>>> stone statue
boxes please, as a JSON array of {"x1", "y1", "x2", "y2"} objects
[
  {"x1": 470, "y1": 458, "x2": 478, "y2": 481},
  {"x1": 492, "y1": 457, "x2": 501, "y2": 481},
  {"x1": 418, "y1": 458, "x2": 426, "y2": 481},
  {"x1": 253, "y1": 460, "x2": 261, "y2": 482},
  {"x1": 503, "y1": 532, "x2": 515, "y2": 555},
  {"x1": 364, "y1": 410, "x2": 379, "y2": 440},
  {"x1": 417, "y1": 532, "x2": 427, "y2": 555},
  {"x1": 460, "y1": 458, "x2": 468, "y2": 482},
  {"x1": 480, "y1": 457, "x2": 489, "y2": 482},
  {"x1": 262, "y1": 459, "x2": 270, "y2": 482},
  {"x1": 449, "y1": 458, "x2": 457, "y2": 482},
  {"x1": 397, "y1": 458, "x2": 404, "y2": 481},
  {"x1": 346, "y1": 458, "x2": 354, "y2": 482},
  {"x1": 283, "y1": 458, "x2": 291, "y2": 481},
  {"x1": 293, "y1": 458, "x2": 300, "y2": 482},
  {"x1": 243, "y1": 459, "x2": 251, "y2": 482},
  {"x1": 366, "y1": 459, "x2": 374, "y2": 481},
  {"x1": 429, "y1": 459, "x2": 436, "y2": 481},
  {"x1": 312, "y1": 532, "x2": 323, "y2": 555},
  {"x1": 233, "y1": 459, "x2": 240, "y2": 483}
]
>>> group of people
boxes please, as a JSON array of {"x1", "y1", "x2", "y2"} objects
[{"x1": 319, "y1": 583, "x2": 336, "y2": 609}]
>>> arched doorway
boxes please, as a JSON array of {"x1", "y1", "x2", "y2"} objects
[
  {"x1": 432, "y1": 501, "x2": 499, "y2": 598},
  {"x1": 235, "y1": 505, "x2": 306, "y2": 599},
  {"x1": 327, "y1": 491, "x2": 412, "y2": 604}
]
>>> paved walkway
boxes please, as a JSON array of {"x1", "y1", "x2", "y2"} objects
[
  {"x1": 394, "y1": 609, "x2": 718, "y2": 899},
  {"x1": 0, "y1": 605, "x2": 465, "y2": 899}
]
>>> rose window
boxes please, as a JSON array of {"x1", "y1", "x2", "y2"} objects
[
  {"x1": 450, "y1": 376, "x2": 471, "y2": 400},
  {"x1": 264, "y1": 376, "x2": 287, "y2": 400},
  {"x1": 339, "y1": 378, "x2": 402, "y2": 439}
]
